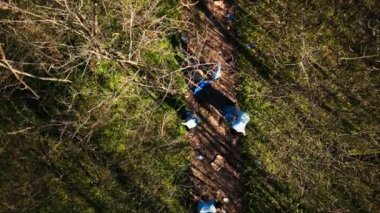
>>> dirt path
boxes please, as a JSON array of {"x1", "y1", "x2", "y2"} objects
[{"x1": 181, "y1": 1, "x2": 243, "y2": 212}]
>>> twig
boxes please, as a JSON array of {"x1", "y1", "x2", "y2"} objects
[
  {"x1": 0, "y1": 45, "x2": 39, "y2": 98},
  {"x1": 6, "y1": 126, "x2": 35, "y2": 135},
  {"x1": 0, "y1": 62, "x2": 71, "y2": 83},
  {"x1": 339, "y1": 55, "x2": 379, "y2": 60},
  {"x1": 0, "y1": 45, "x2": 71, "y2": 99}
]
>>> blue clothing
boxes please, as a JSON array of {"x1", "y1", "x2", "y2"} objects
[
  {"x1": 194, "y1": 80, "x2": 211, "y2": 95},
  {"x1": 197, "y1": 200, "x2": 216, "y2": 213},
  {"x1": 222, "y1": 105, "x2": 238, "y2": 123}
]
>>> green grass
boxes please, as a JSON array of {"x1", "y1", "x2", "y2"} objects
[
  {"x1": 235, "y1": 0, "x2": 380, "y2": 211},
  {"x1": 0, "y1": 0, "x2": 192, "y2": 212}
]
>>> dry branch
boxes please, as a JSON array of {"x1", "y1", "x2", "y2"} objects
[{"x1": 0, "y1": 44, "x2": 71, "y2": 98}]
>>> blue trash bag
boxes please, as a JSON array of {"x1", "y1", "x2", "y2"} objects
[{"x1": 197, "y1": 200, "x2": 217, "y2": 213}]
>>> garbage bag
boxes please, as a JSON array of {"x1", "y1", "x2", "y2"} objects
[
  {"x1": 182, "y1": 119, "x2": 198, "y2": 129},
  {"x1": 181, "y1": 111, "x2": 200, "y2": 129},
  {"x1": 211, "y1": 63, "x2": 222, "y2": 80},
  {"x1": 232, "y1": 111, "x2": 250, "y2": 135},
  {"x1": 197, "y1": 200, "x2": 217, "y2": 213}
]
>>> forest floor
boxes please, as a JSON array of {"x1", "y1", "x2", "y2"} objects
[{"x1": 182, "y1": 0, "x2": 244, "y2": 212}]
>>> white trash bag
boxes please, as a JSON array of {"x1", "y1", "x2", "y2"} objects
[
  {"x1": 211, "y1": 62, "x2": 222, "y2": 80},
  {"x1": 182, "y1": 118, "x2": 198, "y2": 129},
  {"x1": 231, "y1": 112, "x2": 250, "y2": 135}
]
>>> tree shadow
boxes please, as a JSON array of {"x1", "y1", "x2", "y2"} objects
[
  {"x1": 195, "y1": 1, "x2": 273, "y2": 81},
  {"x1": 173, "y1": 165, "x2": 195, "y2": 211},
  {"x1": 191, "y1": 0, "x2": 380, "y2": 212},
  {"x1": 239, "y1": 142, "x2": 310, "y2": 212},
  {"x1": 108, "y1": 163, "x2": 172, "y2": 212}
]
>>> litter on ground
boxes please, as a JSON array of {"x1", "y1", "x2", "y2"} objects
[
  {"x1": 222, "y1": 105, "x2": 250, "y2": 135},
  {"x1": 197, "y1": 199, "x2": 217, "y2": 213},
  {"x1": 181, "y1": 111, "x2": 200, "y2": 129}
]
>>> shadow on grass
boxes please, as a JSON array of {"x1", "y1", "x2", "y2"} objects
[
  {"x1": 195, "y1": 1, "x2": 273, "y2": 81},
  {"x1": 239, "y1": 140, "x2": 310, "y2": 212},
  {"x1": 109, "y1": 163, "x2": 172, "y2": 212},
  {"x1": 173, "y1": 166, "x2": 195, "y2": 211}
]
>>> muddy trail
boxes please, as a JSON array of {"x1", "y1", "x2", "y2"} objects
[{"x1": 181, "y1": 0, "x2": 244, "y2": 212}]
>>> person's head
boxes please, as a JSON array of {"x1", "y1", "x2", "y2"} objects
[
  {"x1": 193, "y1": 69, "x2": 205, "y2": 82},
  {"x1": 200, "y1": 192, "x2": 212, "y2": 201}
]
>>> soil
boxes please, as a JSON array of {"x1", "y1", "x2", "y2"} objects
[{"x1": 181, "y1": 0, "x2": 243, "y2": 212}]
